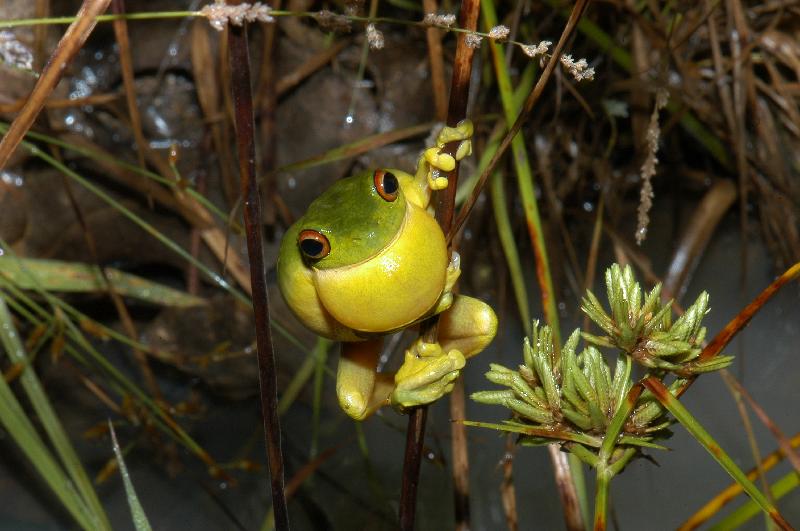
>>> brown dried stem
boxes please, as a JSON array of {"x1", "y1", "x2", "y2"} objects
[
  {"x1": 0, "y1": 0, "x2": 112, "y2": 171},
  {"x1": 227, "y1": 21, "x2": 290, "y2": 531},
  {"x1": 450, "y1": 377, "x2": 471, "y2": 531},
  {"x1": 422, "y1": 0, "x2": 448, "y2": 122},
  {"x1": 110, "y1": 0, "x2": 147, "y2": 172}
]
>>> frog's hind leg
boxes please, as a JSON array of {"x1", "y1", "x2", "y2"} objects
[
  {"x1": 337, "y1": 339, "x2": 393, "y2": 420},
  {"x1": 438, "y1": 295, "x2": 498, "y2": 359}
]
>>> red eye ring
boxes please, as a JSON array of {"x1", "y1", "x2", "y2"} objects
[
  {"x1": 373, "y1": 169, "x2": 399, "y2": 202},
  {"x1": 297, "y1": 229, "x2": 331, "y2": 260}
]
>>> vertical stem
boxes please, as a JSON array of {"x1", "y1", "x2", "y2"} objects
[
  {"x1": 399, "y1": 406, "x2": 428, "y2": 531},
  {"x1": 399, "y1": 0, "x2": 480, "y2": 529},
  {"x1": 227, "y1": 22, "x2": 289, "y2": 531},
  {"x1": 449, "y1": 378, "x2": 471, "y2": 531},
  {"x1": 450, "y1": 0, "x2": 590, "y2": 238},
  {"x1": 593, "y1": 468, "x2": 611, "y2": 531}
]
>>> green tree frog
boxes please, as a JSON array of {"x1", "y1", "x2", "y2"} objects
[{"x1": 277, "y1": 120, "x2": 497, "y2": 420}]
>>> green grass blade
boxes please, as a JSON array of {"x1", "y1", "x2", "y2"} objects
[
  {"x1": 643, "y1": 377, "x2": 791, "y2": 529},
  {"x1": 0, "y1": 270, "x2": 226, "y2": 473},
  {"x1": 0, "y1": 257, "x2": 204, "y2": 307},
  {"x1": 462, "y1": 420, "x2": 602, "y2": 447},
  {"x1": 0, "y1": 299, "x2": 96, "y2": 530},
  {"x1": 109, "y1": 422, "x2": 153, "y2": 531},
  {"x1": 0, "y1": 298, "x2": 111, "y2": 530}
]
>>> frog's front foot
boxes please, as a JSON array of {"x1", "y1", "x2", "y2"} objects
[
  {"x1": 421, "y1": 119, "x2": 474, "y2": 191},
  {"x1": 436, "y1": 119, "x2": 473, "y2": 161},
  {"x1": 391, "y1": 340, "x2": 465, "y2": 411}
]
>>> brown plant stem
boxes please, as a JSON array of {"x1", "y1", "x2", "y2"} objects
[
  {"x1": 227, "y1": 21, "x2": 290, "y2": 531},
  {"x1": 399, "y1": 1, "x2": 480, "y2": 529},
  {"x1": 422, "y1": 0, "x2": 448, "y2": 122},
  {"x1": 0, "y1": 0, "x2": 112, "y2": 171},
  {"x1": 449, "y1": 377, "x2": 471, "y2": 531},
  {"x1": 500, "y1": 435, "x2": 519, "y2": 531},
  {"x1": 110, "y1": 0, "x2": 147, "y2": 172}
]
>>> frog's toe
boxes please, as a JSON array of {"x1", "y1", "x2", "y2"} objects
[
  {"x1": 455, "y1": 139, "x2": 472, "y2": 161},
  {"x1": 337, "y1": 389, "x2": 368, "y2": 420},
  {"x1": 436, "y1": 119, "x2": 474, "y2": 146},
  {"x1": 425, "y1": 148, "x2": 456, "y2": 172},
  {"x1": 415, "y1": 340, "x2": 444, "y2": 358},
  {"x1": 428, "y1": 171, "x2": 450, "y2": 190}
]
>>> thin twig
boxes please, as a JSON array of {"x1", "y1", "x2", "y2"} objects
[
  {"x1": 227, "y1": 21, "x2": 290, "y2": 531},
  {"x1": 0, "y1": 0, "x2": 112, "y2": 171}
]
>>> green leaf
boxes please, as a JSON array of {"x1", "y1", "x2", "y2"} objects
[
  {"x1": 510, "y1": 372, "x2": 548, "y2": 409},
  {"x1": 562, "y1": 407, "x2": 592, "y2": 431},
  {"x1": 581, "y1": 291, "x2": 614, "y2": 334},
  {"x1": 609, "y1": 356, "x2": 631, "y2": 414}
]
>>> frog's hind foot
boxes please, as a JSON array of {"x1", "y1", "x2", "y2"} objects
[{"x1": 390, "y1": 340, "x2": 465, "y2": 411}]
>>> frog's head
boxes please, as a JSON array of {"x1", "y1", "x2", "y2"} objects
[
  {"x1": 280, "y1": 168, "x2": 448, "y2": 335},
  {"x1": 295, "y1": 169, "x2": 406, "y2": 269}
]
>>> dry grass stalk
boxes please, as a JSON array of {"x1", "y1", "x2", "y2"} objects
[{"x1": 635, "y1": 88, "x2": 668, "y2": 246}]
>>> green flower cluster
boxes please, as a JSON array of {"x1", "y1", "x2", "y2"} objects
[
  {"x1": 472, "y1": 322, "x2": 671, "y2": 450},
  {"x1": 471, "y1": 263, "x2": 733, "y2": 452},
  {"x1": 581, "y1": 264, "x2": 733, "y2": 375}
]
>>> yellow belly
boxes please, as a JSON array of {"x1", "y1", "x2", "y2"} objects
[{"x1": 313, "y1": 203, "x2": 448, "y2": 334}]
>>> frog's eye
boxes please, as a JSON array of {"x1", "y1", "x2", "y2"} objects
[
  {"x1": 298, "y1": 229, "x2": 331, "y2": 260},
  {"x1": 373, "y1": 170, "x2": 399, "y2": 202}
]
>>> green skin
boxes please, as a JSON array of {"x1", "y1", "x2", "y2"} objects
[{"x1": 277, "y1": 120, "x2": 498, "y2": 420}]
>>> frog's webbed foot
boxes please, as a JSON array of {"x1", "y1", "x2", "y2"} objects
[
  {"x1": 416, "y1": 119, "x2": 474, "y2": 192},
  {"x1": 391, "y1": 340, "x2": 465, "y2": 411}
]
